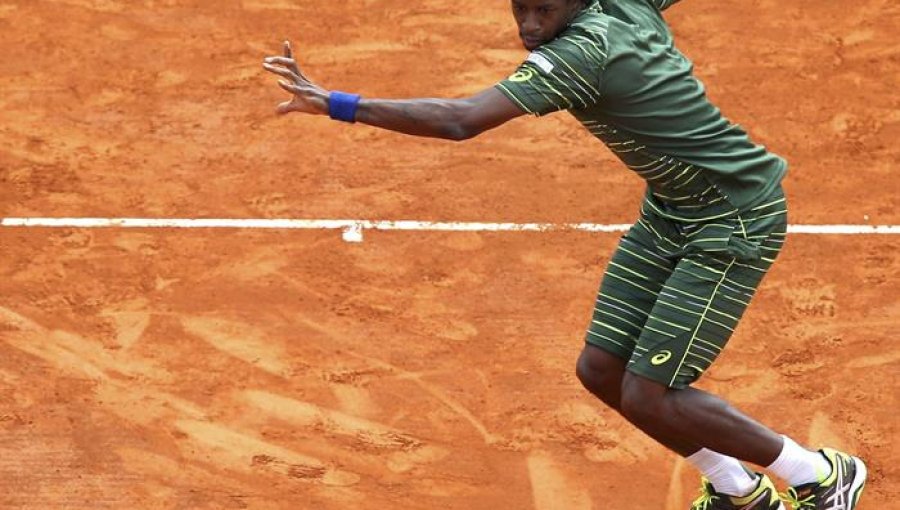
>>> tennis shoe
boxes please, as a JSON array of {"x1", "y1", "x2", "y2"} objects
[
  {"x1": 691, "y1": 474, "x2": 785, "y2": 510},
  {"x1": 782, "y1": 448, "x2": 867, "y2": 509}
]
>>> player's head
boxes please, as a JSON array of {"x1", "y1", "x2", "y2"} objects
[{"x1": 511, "y1": 0, "x2": 586, "y2": 51}]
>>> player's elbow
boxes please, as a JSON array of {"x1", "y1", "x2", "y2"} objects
[
  {"x1": 443, "y1": 100, "x2": 489, "y2": 141},
  {"x1": 444, "y1": 123, "x2": 481, "y2": 141}
]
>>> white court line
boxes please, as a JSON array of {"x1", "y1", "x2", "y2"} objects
[{"x1": 2, "y1": 217, "x2": 899, "y2": 242}]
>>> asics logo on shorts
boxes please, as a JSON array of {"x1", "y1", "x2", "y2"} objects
[{"x1": 651, "y1": 350, "x2": 673, "y2": 366}]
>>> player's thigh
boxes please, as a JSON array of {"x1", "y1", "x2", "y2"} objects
[
  {"x1": 627, "y1": 207, "x2": 788, "y2": 388},
  {"x1": 585, "y1": 224, "x2": 675, "y2": 360}
]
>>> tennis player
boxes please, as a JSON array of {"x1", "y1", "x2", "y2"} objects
[{"x1": 263, "y1": 1, "x2": 867, "y2": 508}]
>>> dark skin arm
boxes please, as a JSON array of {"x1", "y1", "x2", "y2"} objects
[{"x1": 262, "y1": 41, "x2": 526, "y2": 141}]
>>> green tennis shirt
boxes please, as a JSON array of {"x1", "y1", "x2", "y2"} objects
[{"x1": 496, "y1": 0, "x2": 787, "y2": 221}]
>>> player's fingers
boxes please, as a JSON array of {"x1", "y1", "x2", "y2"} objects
[
  {"x1": 264, "y1": 56, "x2": 295, "y2": 66},
  {"x1": 265, "y1": 57, "x2": 306, "y2": 80},
  {"x1": 283, "y1": 40, "x2": 302, "y2": 74},
  {"x1": 277, "y1": 80, "x2": 301, "y2": 94},
  {"x1": 266, "y1": 56, "x2": 303, "y2": 76},
  {"x1": 284, "y1": 41, "x2": 302, "y2": 75},
  {"x1": 264, "y1": 59, "x2": 305, "y2": 80},
  {"x1": 276, "y1": 100, "x2": 294, "y2": 115},
  {"x1": 263, "y1": 63, "x2": 301, "y2": 82}
]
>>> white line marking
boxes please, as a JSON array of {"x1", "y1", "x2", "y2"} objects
[
  {"x1": 785, "y1": 224, "x2": 900, "y2": 235},
  {"x1": 341, "y1": 223, "x2": 364, "y2": 243},
  {"x1": 1, "y1": 218, "x2": 898, "y2": 242}
]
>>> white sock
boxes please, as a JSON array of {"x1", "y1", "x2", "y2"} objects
[
  {"x1": 687, "y1": 448, "x2": 759, "y2": 497},
  {"x1": 767, "y1": 435, "x2": 832, "y2": 486}
]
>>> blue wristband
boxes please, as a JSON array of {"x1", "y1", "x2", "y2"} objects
[{"x1": 329, "y1": 91, "x2": 361, "y2": 123}]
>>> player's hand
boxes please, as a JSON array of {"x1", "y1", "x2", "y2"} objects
[{"x1": 263, "y1": 40, "x2": 328, "y2": 116}]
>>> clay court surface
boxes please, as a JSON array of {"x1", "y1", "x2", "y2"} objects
[{"x1": 1, "y1": 0, "x2": 898, "y2": 508}]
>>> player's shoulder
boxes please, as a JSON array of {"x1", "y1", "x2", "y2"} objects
[
  {"x1": 567, "y1": 3, "x2": 613, "y2": 40},
  {"x1": 545, "y1": 7, "x2": 611, "y2": 58}
]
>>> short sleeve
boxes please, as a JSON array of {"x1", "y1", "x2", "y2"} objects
[{"x1": 495, "y1": 31, "x2": 608, "y2": 116}]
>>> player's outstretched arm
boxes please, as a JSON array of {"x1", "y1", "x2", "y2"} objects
[{"x1": 262, "y1": 41, "x2": 525, "y2": 141}]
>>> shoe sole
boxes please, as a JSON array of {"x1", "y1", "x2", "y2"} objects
[{"x1": 848, "y1": 456, "x2": 867, "y2": 509}]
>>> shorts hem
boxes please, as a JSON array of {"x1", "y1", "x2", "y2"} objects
[
  {"x1": 626, "y1": 364, "x2": 695, "y2": 390},
  {"x1": 583, "y1": 338, "x2": 631, "y2": 361}
]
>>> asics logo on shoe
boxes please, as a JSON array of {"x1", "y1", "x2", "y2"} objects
[
  {"x1": 824, "y1": 460, "x2": 848, "y2": 509},
  {"x1": 825, "y1": 459, "x2": 852, "y2": 510}
]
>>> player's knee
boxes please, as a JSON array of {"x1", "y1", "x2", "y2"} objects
[
  {"x1": 574, "y1": 347, "x2": 613, "y2": 391},
  {"x1": 575, "y1": 346, "x2": 624, "y2": 408}
]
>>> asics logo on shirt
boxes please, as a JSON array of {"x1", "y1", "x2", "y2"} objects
[{"x1": 509, "y1": 69, "x2": 534, "y2": 82}]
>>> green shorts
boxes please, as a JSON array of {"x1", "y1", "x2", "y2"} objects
[{"x1": 585, "y1": 187, "x2": 788, "y2": 389}]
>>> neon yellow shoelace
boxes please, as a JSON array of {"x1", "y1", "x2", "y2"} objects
[
  {"x1": 781, "y1": 488, "x2": 816, "y2": 509},
  {"x1": 691, "y1": 486, "x2": 718, "y2": 510}
]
